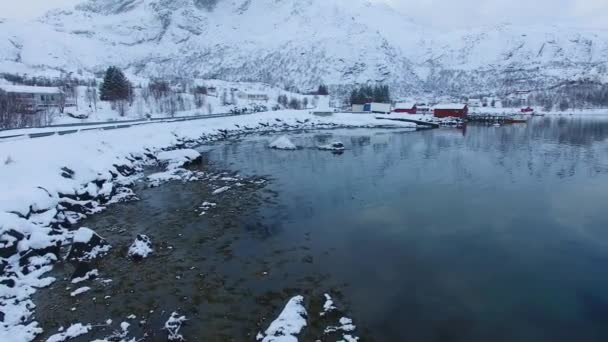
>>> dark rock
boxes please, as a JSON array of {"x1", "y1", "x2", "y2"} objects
[
  {"x1": 0, "y1": 260, "x2": 8, "y2": 275},
  {"x1": 92, "y1": 179, "x2": 106, "y2": 189},
  {"x1": 70, "y1": 262, "x2": 96, "y2": 282},
  {"x1": 58, "y1": 198, "x2": 96, "y2": 214},
  {"x1": 60, "y1": 167, "x2": 75, "y2": 179},
  {"x1": 0, "y1": 230, "x2": 25, "y2": 258},
  {"x1": 0, "y1": 278, "x2": 16, "y2": 288}
]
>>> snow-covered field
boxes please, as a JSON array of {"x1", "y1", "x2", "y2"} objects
[{"x1": 0, "y1": 110, "x2": 415, "y2": 341}]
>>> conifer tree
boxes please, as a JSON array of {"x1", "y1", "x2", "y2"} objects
[{"x1": 99, "y1": 66, "x2": 131, "y2": 102}]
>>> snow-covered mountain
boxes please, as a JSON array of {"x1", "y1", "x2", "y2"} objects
[{"x1": 1, "y1": 0, "x2": 608, "y2": 96}]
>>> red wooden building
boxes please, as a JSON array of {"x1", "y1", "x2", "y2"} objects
[
  {"x1": 393, "y1": 103, "x2": 417, "y2": 114},
  {"x1": 433, "y1": 104, "x2": 468, "y2": 118}
]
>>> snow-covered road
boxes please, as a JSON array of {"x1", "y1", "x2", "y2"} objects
[{"x1": 0, "y1": 112, "x2": 248, "y2": 140}]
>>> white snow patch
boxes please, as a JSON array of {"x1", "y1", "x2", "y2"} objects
[
  {"x1": 70, "y1": 287, "x2": 91, "y2": 297},
  {"x1": 46, "y1": 323, "x2": 92, "y2": 342},
  {"x1": 212, "y1": 186, "x2": 231, "y2": 195},
  {"x1": 320, "y1": 293, "x2": 336, "y2": 316},
  {"x1": 72, "y1": 227, "x2": 95, "y2": 243}
]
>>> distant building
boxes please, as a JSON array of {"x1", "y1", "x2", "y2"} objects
[
  {"x1": 237, "y1": 91, "x2": 269, "y2": 102},
  {"x1": 0, "y1": 85, "x2": 64, "y2": 114},
  {"x1": 393, "y1": 102, "x2": 417, "y2": 114},
  {"x1": 351, "y1": 104, "x2": 365, "y2": 112},
  {"x1": 467, "y1": 99, "x2": 483, "y2": 108},
  {"x1": 433, "y1": 103, "x2": 468, "y2": 118},
  {"x1": 363, "y1": 103, "x2": 391, "y2": 114}
]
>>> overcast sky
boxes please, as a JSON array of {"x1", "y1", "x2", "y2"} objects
[{"x1": 1, "y1": 0, "x2": 607, "y2": 29}]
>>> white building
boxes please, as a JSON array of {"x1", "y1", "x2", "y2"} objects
[{"x1": 0, "y1": 85, "x2": 65, "y2": 114}]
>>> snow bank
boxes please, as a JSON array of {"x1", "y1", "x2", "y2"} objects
[
  {"x1": 258, "y1": 295, "x2": 307, "y2": 342},
  {"x1": 269, "y1": 136, "x2": 297, "y2": 150}
]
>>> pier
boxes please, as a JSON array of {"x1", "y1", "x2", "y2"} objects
[
  {"x1": 375, "y1": 117, "x2": 440, "y2": 128},
  {"x1": 467, "y1": 114, "x2": 528, "y2": 124}
]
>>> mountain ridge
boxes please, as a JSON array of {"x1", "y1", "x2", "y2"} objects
[{"x1": 1, "y1": 0, "x2": 607, "y2": 97}]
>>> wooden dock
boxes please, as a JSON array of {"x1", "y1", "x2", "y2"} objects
[
  {"x1": 375, "y1": 117, "x2": 440, "y2": 128},
  {"x1": 467, "y1": 114, "x2": 528, "y2": 124}
]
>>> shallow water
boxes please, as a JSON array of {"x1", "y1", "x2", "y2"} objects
[{"x1": 35, "y1": 116, "x2": 608, "y2": 341}]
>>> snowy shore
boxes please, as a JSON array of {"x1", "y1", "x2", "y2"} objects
[{"x1": 0, "y1": 110, "x2": 415, "y2": 341}]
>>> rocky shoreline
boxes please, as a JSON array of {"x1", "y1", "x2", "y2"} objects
[{"x1": 0, "y1": 112, "x2": 415, "y2": 340}]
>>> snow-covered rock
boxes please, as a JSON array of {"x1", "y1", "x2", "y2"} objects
[
  {"x1": 156, "y1": 149, "x2": 201, "y2": 170},
  {"x1": 127, "y1": 235, "x2": 153, "y2": 260},
  {"x1": 269, "y1": 136, "x2": 298, "y2": 150},
  {"x1": 258, "y1": 295, "x2": 308, "y2": 342},
  {"x1": 318, "y1": 141, "x2": 345, "y2": 152},
  {"x1": 67, "y1": 228, "x2": 111, "y2": 261}
]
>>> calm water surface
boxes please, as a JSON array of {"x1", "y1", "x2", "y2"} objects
[{"x1": 35, "y1": 116, "x2": 608, "y2": 341}]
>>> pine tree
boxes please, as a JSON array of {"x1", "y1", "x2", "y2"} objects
[
  {"x1": 318, "y1": 85, "x2": 329, "y2": 96},
  {"x1": 99, "y1": 66, "x2": 131, "y2": 102}
]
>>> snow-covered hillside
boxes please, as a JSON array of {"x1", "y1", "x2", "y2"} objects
[{"x1": 1, "y1": 0, "x2": 608, "y2": 96}]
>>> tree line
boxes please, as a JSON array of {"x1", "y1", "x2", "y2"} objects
[{"x1": 349, "y1": 85, "x2": 391, "y2": 105}]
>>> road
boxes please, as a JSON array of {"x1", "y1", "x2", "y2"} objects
[{"x1": 0, "y1": 112, "x2": 248, "y2": 141}]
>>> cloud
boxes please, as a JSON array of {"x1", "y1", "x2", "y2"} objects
[{"x1": 384, "y1": 0, "x2": 608, "y2": 29}]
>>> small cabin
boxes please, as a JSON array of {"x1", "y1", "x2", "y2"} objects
[
  {"x1": 393, "y1": 103, "x2": 417, "y2": 114},
  {"x1": 0, "y1": 85, "x2": 64, "y2": 114},
  {"x1": 433, "y1": 103, "x2": 468, "y2": 118}
]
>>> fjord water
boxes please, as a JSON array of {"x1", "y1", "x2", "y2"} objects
[
  {"x1": 35, "y1": 116, "x2": 608, "y2": 341},
  {"x1": 208, "y1": 117, "x2": 608, "y2": 341}
]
